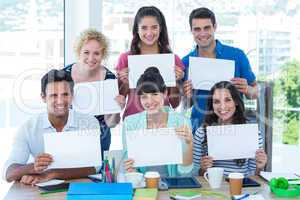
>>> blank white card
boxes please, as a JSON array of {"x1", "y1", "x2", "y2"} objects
[
  {"x1": 126, "y1": 128, "x2": 183, "y2": 167},
  {"x1": 72, "y1": 79, "x2": 121, "y2": 115},
  {"x1": 44, "y1": 129, "x2": 102, "y2": 169},
  {"x1": 189, "y1": 57, "x2": 235, "y2": 90},
  {"x1": 207, "y1": 124, "x2": 259, "y2": 160},
  {"x1": 128, "y1": 54, "x2": 176, "y2": 88}
]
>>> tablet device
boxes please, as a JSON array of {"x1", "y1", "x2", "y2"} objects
[
  {"x1": 38, "y1": 183, "x2": 70, "y2": 192},
  {"x1": 161, "y1": 177, "x2": 201, "y2": 189},
  {"x1": 225, "y1": 177, "x2": 260, "y2": 187},
  {"x1": 242, "y1": 177, "x2": 261, "y2": 187}
]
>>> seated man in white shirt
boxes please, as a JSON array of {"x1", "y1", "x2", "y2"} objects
[{"x1": 3, "y1": 69, "x2": 100, "y2": 185}]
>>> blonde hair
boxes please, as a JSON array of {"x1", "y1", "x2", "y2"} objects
[{"x1": 74, "y1": 28, "x2": 109, "y2": 59}]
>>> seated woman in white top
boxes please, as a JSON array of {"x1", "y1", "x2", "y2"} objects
[{"x1": 193, "y1": 81, "x2": 267, "y2": 177}]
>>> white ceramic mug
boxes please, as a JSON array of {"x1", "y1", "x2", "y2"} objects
[
  {"x1": 204, "y1": 167, "x2": 224, "y2": 189},
  {"x1": 124, "y1": 172, "x2": 144, "y2": 188}
]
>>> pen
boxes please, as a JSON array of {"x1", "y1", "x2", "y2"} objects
[
  {"x1": 112, "y1": 157, "x2": 116, "y2": 182},
  {"x1": 105, "y1": 160, "x2": 112, "y2": 183},
  {"x1": 102, "y1": 160, "x2": 106, "y2": 183},
  {"x1": 234, "y1": 193, "x2": 250, "y2": 200},
  {"x1": 288, "y1": 178, "x2": 300, "y2": 181}
]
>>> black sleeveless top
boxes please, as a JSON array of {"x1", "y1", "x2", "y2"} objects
[{"x1": 64, "y1": 64, "x2": 116, "y2": 153}]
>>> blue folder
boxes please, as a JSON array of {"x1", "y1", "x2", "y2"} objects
[{"x1": 67, "y1": 182, "x2": 133, "y2": 200}]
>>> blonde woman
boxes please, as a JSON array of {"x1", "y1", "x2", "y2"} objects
[{"x1": 64, "y1": 28, "x2": 125, "y2": 153}]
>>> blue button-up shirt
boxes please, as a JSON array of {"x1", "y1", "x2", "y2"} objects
[{"x1": 182, "y1": 40, "x2": 256, "y2": 132}]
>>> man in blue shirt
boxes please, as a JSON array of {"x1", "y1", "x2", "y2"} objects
[
  {"x1": 182, "y1": 7, "x2": 258, "y2": 132},
  {"x1": 3, "y1": 69, "x2": 100, "y2": 185}
]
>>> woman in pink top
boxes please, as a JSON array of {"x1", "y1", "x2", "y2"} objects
[{"x1": 116, "y1": 6, "x2": 185, "y2": 118}]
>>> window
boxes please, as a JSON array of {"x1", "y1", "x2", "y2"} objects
[
  {"x1": 0, "y1": 0, "x2": 63, "y2": 196},
  {"x1": 102, "y1": 0, "x2": 300, "y2": 172},
  {"x1": 1, "y1": 2, "x2": 300, "y2": 196}
]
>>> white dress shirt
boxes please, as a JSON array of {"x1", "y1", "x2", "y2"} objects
[{"x1": 2, "y1": 109, "x2": 100, "y2": 179}]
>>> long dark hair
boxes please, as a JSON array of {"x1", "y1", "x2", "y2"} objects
[
  {"x1": 130, "y1": 6, "x2": 172, "y2": 55},
  {"x1": 203, "y1": 81, "x2": 246, "y2": 127}
]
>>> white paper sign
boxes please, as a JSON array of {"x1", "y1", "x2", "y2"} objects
[
  {"x1": 207, "y1": 124, "x2": 259, "y2": 160},
  {"x1": 126, "y1": 128, "x2": 183, "y2": 167},
  {"x1": 35, "y1": 179, "x2": 65, "y2": 187},
  {"x1": 189, "y1": 57, "x2": 235, "y2": 90},
  {"x1": 260, "y1": 171, "x2": 300, "y2": 183},
  {"x1": 44, "y1": 129, "x2": 102, "y2": 169},
  {"x1": 72, "y1": 79, "x2": 121, "y2": 115},
  {"x1": 128, "y1": 54, "x2": 176, "y2": 88}
]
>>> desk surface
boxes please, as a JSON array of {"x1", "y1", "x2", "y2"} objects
[{"x1": 4, "y1": 176, "x2": 287, "y2": 200}]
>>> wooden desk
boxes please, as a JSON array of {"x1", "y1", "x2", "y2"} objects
[{"x1": 4, "y1": 176, "x2": 287, "y2": 200}]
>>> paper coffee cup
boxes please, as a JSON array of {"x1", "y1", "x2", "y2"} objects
[
  {"x1": 228, "y1": 173, "x2": 244, "y2": 195},
  {"x1": 144, "y1": 171, "x2": 160, "y2": 188}
]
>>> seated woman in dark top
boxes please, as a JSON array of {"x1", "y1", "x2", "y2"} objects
[{"x1": 193, "y1": 81, "x2": 267, "y2": 177}]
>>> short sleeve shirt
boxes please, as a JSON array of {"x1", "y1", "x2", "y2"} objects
[{"x1": 116, "y1": 51, "x2": 185, "y2": 119}]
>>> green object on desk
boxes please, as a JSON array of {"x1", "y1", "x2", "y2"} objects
[
  {"x1": 169, "y1": 189, "x2": 230, "y2": 199},
  {"x1": 134, "y1": 188, "x2": 158, "y2": 198},
  {"x1": 170, "y1": 191, "x2": 200, "y2": 197},
  {"x1": 40, "y1": 188, "x2": 68, "y2": 195},
  {"x1": 270, "y1": 177, "x2": 300, "y2": 197}
]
